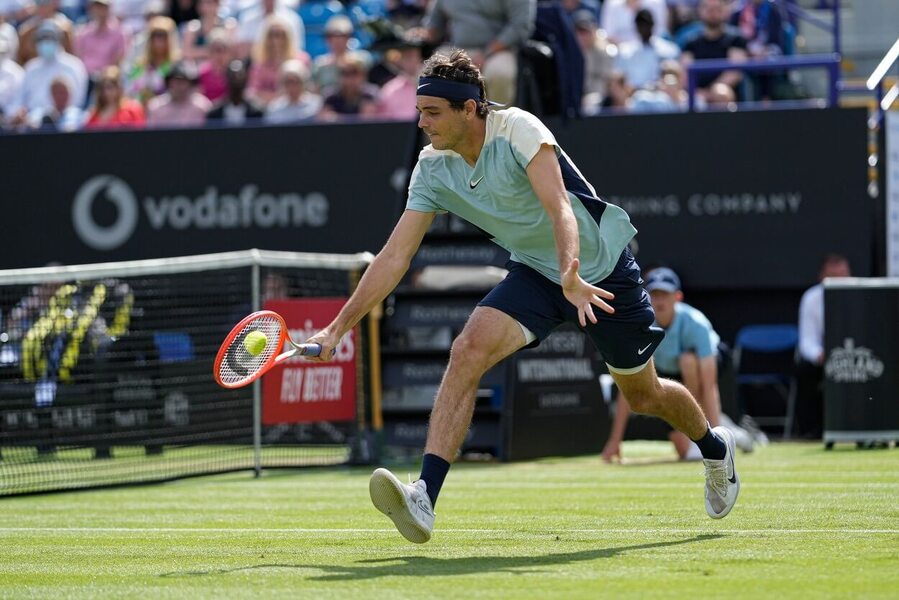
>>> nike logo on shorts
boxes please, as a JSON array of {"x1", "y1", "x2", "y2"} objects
[
  {"x1": 469, "y1": 175, "x2": 484, "y2": 189},
  {"x1": 637, "y1": 343, "x2": 652, "y2": 355}
]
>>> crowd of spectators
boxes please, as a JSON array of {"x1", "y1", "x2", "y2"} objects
[{"x1": 0, "y1": 0, "x2": 799, "y2": 132}]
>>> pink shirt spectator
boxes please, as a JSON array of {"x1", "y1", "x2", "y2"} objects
[
  {"x1": 198, "y1": 60, "x2": 227, "y2": 102},
  {"x1": 146, "y1": 91, "x2": 212, "y2": 127},
  {"x1": 74, "y1": 18, "x2": 127, "y2": 75},
  {"x1": 372, "y1": 74, "x2": 417, "y2": 120},
  {"x1": 247, "y1": 61, "x2": 281, "y2": 101}
]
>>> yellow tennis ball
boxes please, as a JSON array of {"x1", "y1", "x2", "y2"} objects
[{"x1": 243, "y1": 330, "x2": 268, "y2": 356}]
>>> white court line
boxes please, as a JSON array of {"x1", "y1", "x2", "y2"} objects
[{"x1": 0, "y1": 527, "x2": 896, "y2": 535}]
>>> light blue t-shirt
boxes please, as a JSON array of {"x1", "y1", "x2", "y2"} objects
[
  {"x1": 406, "y1": 107, "x2": 637, "y2": 285},
  {"x1": 653, "y1": 302, "x2": 720, "y2": 375}
]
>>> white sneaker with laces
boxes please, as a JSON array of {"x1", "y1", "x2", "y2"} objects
[
  {"x1": 369, "y1": 468, "x2": 435, "y2": 543},
  {"x1": 703, "y1": 426, "x2": 740, "y2": 519}
]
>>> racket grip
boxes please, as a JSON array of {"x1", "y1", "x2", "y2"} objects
[{"x1": 298, "y1": 343, "x2": 323, "y2": 357}]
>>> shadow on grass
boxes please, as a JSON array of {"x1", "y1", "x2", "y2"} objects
[{"x1": 161, "y1": 533, "x2": 723, "y2": 581}]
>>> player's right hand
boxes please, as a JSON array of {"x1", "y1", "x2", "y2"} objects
[{"x1": 303, "y1": 328, "x2": 340, "y2": 362}]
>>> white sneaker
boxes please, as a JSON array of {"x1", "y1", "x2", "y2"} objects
[
  {"x1": 703, "y1": 426, "x2": 740, "y2": 519},
  {"x1": 369, "y1": 468, "x2": 435, "y2": 543}
]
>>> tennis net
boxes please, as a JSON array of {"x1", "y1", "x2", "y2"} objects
[{"x1": 0, "y1": 249, "x2": 375, "y2": 495}]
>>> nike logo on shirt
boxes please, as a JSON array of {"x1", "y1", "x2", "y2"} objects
[
  {"x1": 637, "y1": 343, "x2": 653, "y2": 355},
  {"x1": 469, "y1": 175, "x2": 484, "y2": 189}
]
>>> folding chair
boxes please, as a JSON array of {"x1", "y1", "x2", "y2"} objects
[{"x1": 733, "y1": 324, "x2": 799, "y2": 438}]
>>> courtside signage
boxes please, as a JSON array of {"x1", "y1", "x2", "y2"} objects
[{"x1": 261, "y1": 299, "x2": 356, "y2": 425}]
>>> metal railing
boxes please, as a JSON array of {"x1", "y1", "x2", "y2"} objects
[
  {"x1": 781, "y1": 0, "x2": 841, "y2": 55},
  {"x1": 686, "y1": 53, "x2": 841, "y2": 111}
]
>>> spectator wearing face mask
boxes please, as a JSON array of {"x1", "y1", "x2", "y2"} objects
[
  {"x1": 10, "y1": 20, "x2": 86, "y2": 122},
  {"x1": 15, "y1": 0, "x2": 75, "y2": 65}
]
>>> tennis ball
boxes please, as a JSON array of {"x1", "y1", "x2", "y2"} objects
[{"x1": 244, "y1": 330, "x2": 268, "y2": 356}]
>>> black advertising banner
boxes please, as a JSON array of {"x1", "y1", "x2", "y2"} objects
[
  {"x1": 823, "y1": 281, "x2": 899, "y2": 442},
  {"x1": 1, "y1": 122, "x2": 416, "y2": 268},
  {"x1": 551, "y1": 108, "x2": 872, "y2": 289},
  {"x1": 1, "y1": 109, "x2": 872, "y2": 291}
]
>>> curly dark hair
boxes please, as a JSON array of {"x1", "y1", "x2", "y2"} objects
[{"x1": 420, "y1": 49, "x2": 490, "y2": 118}]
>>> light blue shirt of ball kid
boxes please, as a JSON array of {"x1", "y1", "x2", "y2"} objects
[
  {"x1": 653, "y1": 302, "x2": 720, "y2": 376},
  {"x1": 405, "y1": 106, "x2": 637, "y2": 286}
]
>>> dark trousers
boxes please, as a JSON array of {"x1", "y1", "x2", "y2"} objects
[{"x1": 794, "y1": 359, "x2": 824, "y2": 438}]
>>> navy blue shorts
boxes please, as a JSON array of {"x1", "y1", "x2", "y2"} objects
[{"x1": 478, "y1": 247, "x2": 665, "y2": 370}]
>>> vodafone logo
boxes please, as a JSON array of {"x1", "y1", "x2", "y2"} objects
[
  {"x1": 71, "y1": 175, "x2": 330, "y2": 251},
  {"x1": 72, "y1": 175, "x2": 139, "y2": 250}
]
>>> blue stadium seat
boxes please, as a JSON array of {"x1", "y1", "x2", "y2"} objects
[
  {"x1": 300, "y1": 0, "x2": 349, "y2": 59},
  {"x1": 733, "y1": 324, "x2": 798, "y2": 438}
]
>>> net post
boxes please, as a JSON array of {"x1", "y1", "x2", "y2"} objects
[{"x1": 251, "y1": 260, "x2": 262, "y2": 478}]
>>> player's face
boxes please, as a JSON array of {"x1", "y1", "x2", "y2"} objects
[{"x1": 416, "y1": 96, "x2": 467, "y2": 151}]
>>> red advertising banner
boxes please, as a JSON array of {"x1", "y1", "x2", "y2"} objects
[{"x1": 261, "y1": 298, "x2": 356, "y2": 425}]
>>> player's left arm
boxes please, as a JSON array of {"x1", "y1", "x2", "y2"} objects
[{"x1": 526, "y1": 144, "x2": 614, "y2": 326}]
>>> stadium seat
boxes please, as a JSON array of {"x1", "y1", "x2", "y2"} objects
[
  {"x1": 733, "y1": 324, "x2": 798, "y2": 438},
  {"x1": 300, "y1": 0, "x2": 349, "y2": 59}
]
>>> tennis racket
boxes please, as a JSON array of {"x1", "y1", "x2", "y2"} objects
[{"x1": 213, "y1": 310, "x2": 322, "y2": 389}]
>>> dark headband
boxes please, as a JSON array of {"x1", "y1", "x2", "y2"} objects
[{"x1": 417, "y1": 76, "x2": 482, "y2": 102}]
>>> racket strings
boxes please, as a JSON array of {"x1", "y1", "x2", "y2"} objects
[{"x1": 218, "y1": 316, "x2": 283, "y2": 386}]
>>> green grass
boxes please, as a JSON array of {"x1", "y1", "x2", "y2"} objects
[{"x1": 0, "y1": 442, "x2": 897, "y2": 599}]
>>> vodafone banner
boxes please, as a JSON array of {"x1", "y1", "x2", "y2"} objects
[{"x1": 262, "y1": 298, "x2": 356, "y2": 425}]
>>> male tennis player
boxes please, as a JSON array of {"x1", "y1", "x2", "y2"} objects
[{"x1": 305, "y1": 50, "x2": 740, "y2": 543}]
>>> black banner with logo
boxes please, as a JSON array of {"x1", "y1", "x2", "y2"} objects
[
  {"x1": 823, "y1": 281, "x2": 899, "y2": 442},
  {"x1": 1, "y1": 109, "x2": 872, "y2": 292},
  {"x1": 549, "y1": 107, "x2": 872, "y2": 289},
  {"x1": 1, "y1": 122, "x2": 415, "y2": 269}
]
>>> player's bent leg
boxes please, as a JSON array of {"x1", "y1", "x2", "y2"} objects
[
  {"x1": 610, "y1": 360, "x2": 740, "y2": 518},
  {"x1": 370, "y1": 307, "x2": 527, "y2": 542},
  {"x1": 424, "y1": 306, "x2": 528, "y2": 460}
]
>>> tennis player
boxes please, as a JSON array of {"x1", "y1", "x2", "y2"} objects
[{"x1": 305, "y1": 50, "x2": 740, "y2": 543}]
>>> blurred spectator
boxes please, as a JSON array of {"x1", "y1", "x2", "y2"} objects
[
  {"x1": 264, "y1": 57, "x2": 321, "y2": 124},
  {"x1": 615, "y1": 9, "x2": 679, "y2": 90},
  {"x1": 599, "y1": 70, "x2": 631, "y2": 112},
  {"x1": 422, "y1": 0, "x2": 535, "y2": 106},
  {"x1": 559, "y1": 0, "x2": 600, "y2": 21},
  {"x1": 669, "y1": 0, "x2": 701, "y2": 41},
  {"x1": 113, "y1": 0, "x2": 154, "y2": 35},
  {"x1": 705, "y1": 80, "x2": 735, "y2": 107},
  {"x1": 312, "y1": 15, "x2": 369, "y2": 94},
  {"x1": 11, "y1": 20, "x2": 86, "y2": 119},
  {"x1": 0, "y1": 35, "x2": 22, "y2": 123},
  {"x1": 0, "y1": 15, "x2": 17, "y2": 61},
  {"x1": 207, "y1": 58, "x2": 263, "y2": 124},
  {"x1": 730, "y1": 0, "x2": 787, "y2": 100},
  {"x1": 182, "y1": 0, "x2": 236, "y2": 62},
  {"x1": 385, "y1": 0, "x2": 428, "y2": 29},
  {"x1": 168, "y1": 0, "x2": 199, "y2": 27},
  {"x1": 630, "y1": 58, "x2": 690, "y2": 112},
  {"x1": 74, "y1": 0, "x2": 127, "y2": 80},
  {"x1": 197, "y1": 26, "x2": 232, "y2": 102},
  {"x1": 120, "y1": 0, "x2": 168, "y2": 73},
  {"x1": 795, "y1": 254, "x2": 851, "y2": 439},
  {"x1": 571, "y1": 10, "x2": 616, "y2": 113},
  {"x1": 16, "y1": 0, "x2": 74, "y2": 65},
  {"x1": 730, "y1": 0, "x2": 785, "y2": 58},
  {"x1": 26, "y1": 74, "x2": 84, "y2": 130},
  {"x1": 146, "y1": 59, "x2": 211, "y2": 126},
  {"x1": 236, "y1": 0, "x2": 304, "y2": 59},
  {"x1": 600, "y1": 0, "x2": 667, "y2": 45},
  {"x1": 84, "y1": 65, "x2": 145, "y2": 128},
  {"x1": 319, "y1": 51, "x2": 376, "y2": 120},
  {"x1": 0, "y1": 0, "x2": 31, "y2": 24},
  {"x1": 247, "y1": 16, "x2": 306, "y2": 107},
  {"x1": 125, "y1": 15, "x2": 180, "y2": 104},
  {"x1": 681, "y1": 0, "x2": 748, "y2": 100},
  {"x1": 364, "y1": 34, "x2": 423, "y2": 121}
]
